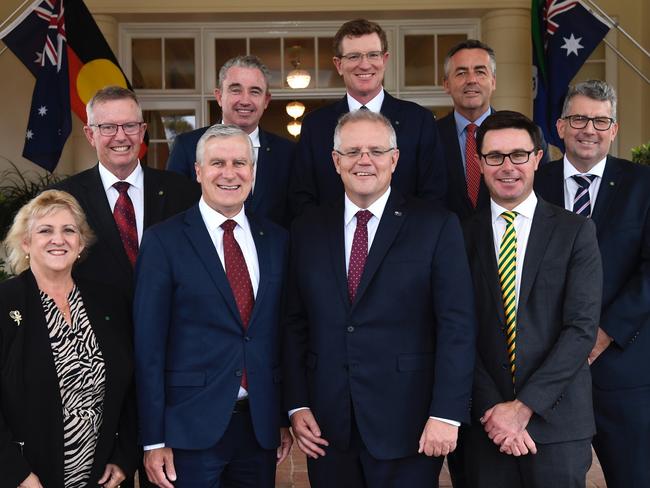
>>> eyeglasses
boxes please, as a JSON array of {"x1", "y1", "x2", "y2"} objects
[
  {"x1": 563, "y1": 115, "x2": 615, "y2": 131},
  {"x1": 335, "y1": 147, "x2": 395, "y2": 161},
  {"x1": 89, "y1": 122, "x2": 144, "y2": 136},
  {"x1": 337, "y1": 51, "x2": 384, "y2": 63},
  {"x1": 479, "y1": 150, "x2": 536, "y2": 166}
]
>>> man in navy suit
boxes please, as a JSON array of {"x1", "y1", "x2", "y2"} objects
[
  {"x1": 166, "y1": 55, "x2": 295, "y2": 227},
  {"x1": 284, "y1": 110, "x2": 476, "y2": 487},
  {"x1": 535, "y1": 80, "x2": 650, "y2": 487},
  {"x1": 135, "y1": 125, "x2": 292, "y2": 487},
  {"x1": 463, "y1": 110, "x2": 602, "y2": 487},
  {"x1": 290, "y1": 18, "x2": 446, "y2": 217}
]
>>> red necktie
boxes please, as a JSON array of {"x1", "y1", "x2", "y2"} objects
[
  {"x1": 112, "y1": 181, "x2": 138, "y2": 267},
  {"x1": 465, "y1": 123, "x2": 481, "y2": 208},
  {"x1": 348, "y1": 210, "x2": 372, "y2": 303},
  {"x1": 221, "y1": 219, "x2": 254, "y2": 389}
]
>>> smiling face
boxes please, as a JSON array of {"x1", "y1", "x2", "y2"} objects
[
  {"x1": 556, "y1": 94, "x2": 618, "y2": 173},
  {"x1": 333, "y1": 119, "x2": 398, "y2": 208},
  {"x1": 444, "y1": 48, "x2": 496, "y2": 121},
  {"x1": 83, "y1": 98, "x2": 146, "y2": 180},
  {"x1": 480, "y1": 128, "x2": 542, "y2": 210},
  {"x1": 195, "y1": 135, "x2": 254, "y2": 217},
  {"x1": 333, "y1": 33, "x2": 388, "y2": 104},
  {"x1": 22, "y1": 209, "x2": 84, "y2": 278},
  {"x1": 215, "y1": 66, "x2": 271, "y2": 134}
]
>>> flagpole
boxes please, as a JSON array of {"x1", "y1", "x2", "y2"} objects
[
  {"x1": 0, "y1": 0, "x2": 31, "y2": 32},
  {"x1": 582, "y1": 0, "x2": 650, "y2": 59},
  {"x1": 602, "y1": 38, "x2": 650, "y2": 85}
]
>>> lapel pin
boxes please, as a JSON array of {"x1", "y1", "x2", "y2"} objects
[
  {"x1": 158, "y1": 190, "x2": 165, "y2": 196},
  {"x1": 394, "y1": 120, "x2": 400, "y2": 125},
  {"x1": 104, "y1": 315, "x2": 111, "y2": 321},
  {"x1": 609, "y1": 181, "x2": 615, "y2": 187},
  {"x1": 259, "y1": 230, "x2": 265, "y2": 236},
  {"x1": 9, "y1": 310, "x2": 22, "y2": 326},
  {"x1": 266, "y1": 147, "x2": 270, "y2": 152},
  {"x1": 394, "y1": 210, "x2": 403, "y2": 217}
]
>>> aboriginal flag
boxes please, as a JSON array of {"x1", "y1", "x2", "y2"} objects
[{"x1": 1, "y1": 0, "x2": 145, "y2": 171}]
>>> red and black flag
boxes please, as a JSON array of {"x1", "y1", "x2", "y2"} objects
[{"x1": 1, "y1": 0, "x2": 145, "y2": 171}]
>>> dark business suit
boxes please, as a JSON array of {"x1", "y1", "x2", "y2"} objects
[
  {"x1": 283, "y1": 191, "x2": 476, "y2": 486},
  {"x1": 133, "y1": 206, "x2": 287, "y2": 485},
  {"x1": 167, "y1": 126, "x2": 295, "y2": 227},
  {"x1": 0, "y1": 271, "x2": 136, "y2": 488},
  {"x1": 462, "y1": 198, "x2": 602, "y2": 487},
  {"x1": 51, "y1": 164, "x2": 199, "y2": 299},
  {"x1": 535, "y1": 156, "x2": 650, "y2": 487},
  {"x1": 290, "y1": 92, "x2": 447, "y2": 216}
]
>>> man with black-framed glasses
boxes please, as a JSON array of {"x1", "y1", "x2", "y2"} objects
[
  {"x1": 535, "y1": 80, "x2": 650, "y2": 487},
  {"x1": 463, "y1": 110, "x2": 602, "y2": 487},
  {"x1": 290, "y1": 18, "x2": 447, "y2": 218}
]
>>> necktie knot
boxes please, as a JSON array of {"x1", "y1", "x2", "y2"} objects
[
  {"x1": 572, "y1": 174, "x2": 596, "y2": 189},
  {"x1": 359, "y1": 105, "x2": 369, "y2": 111},
  {"x1": 221, "y1": 219, "x2": 237, "y2": 232},
  {"x1": 501, "y1": 211, "x2": 517, "y2": 226},
  {"x1": 113, "y1": 181, "x2": 130, "y2": 195},
  {"x1": 355, "y1": 210, "x2": 372, "y2": 227},
  {"x1": 466, "y1": 123, "x2": 477, "y2": 136}
]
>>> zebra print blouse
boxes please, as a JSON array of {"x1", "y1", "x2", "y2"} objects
[{"x1": 40, "y1": 285, "x2": 106, "y2": 488}]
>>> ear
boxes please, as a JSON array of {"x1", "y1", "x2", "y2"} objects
[
  {"x1": 332, "y1": 151, "x2": 342, "y2": 175},
  {"x1": 333, "y1": 56, "x2": 343, "y2": 76},
  {"x1": 556, "y1": 117, "x2": 567, "y2": 141},
  {"x1": 138, "y1": 122, "x2": 147, "y2": 144},
  {"x1": 610, "y1": 121, "x2": 619, "y2": 140},
  {"x1": 21, "y1": 236, "x2": 30, "y2": 256},
  {"x1": 195, "y1": 162, "x2": 202, "y2": 184},
  {"x1": 532, "y1": 149, "x2": 543, "y2": 171},
  {"x1": 83, "y1": 125, "x2": 96, "y2": 146},
  {"x1": 443, "y1": 76, "x2": 450, "y2": 95},
  {"x1": 263, "y1": 91, "x2": 271, "y2": 110},
  {"x1": 390, "y1": 148, "x2": 399, "y2": 174},
  {"x1": 214, "y1": 88, "x2": 224, "y2": 107}
]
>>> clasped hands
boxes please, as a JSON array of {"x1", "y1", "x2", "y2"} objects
[
  {"x1": 480, "y1": 399, "x2": 537, "y2": 456},
  {"x1": 290, "y1": 409, "x2": 458, "y2": 458}
]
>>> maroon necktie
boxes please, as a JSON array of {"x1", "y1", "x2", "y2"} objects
[
  {"x1": 348, "y1": 210, "x2": 373, "y2": 303},
  {"x1": 465, "y1": 123, "x2": 481, "y2": 208},
  {"x1": 221, "y1": 219, "x2": 254, "y2": 389},
  {"x1": 112, "y1": 181, "x2": 138, "y2": 267}
]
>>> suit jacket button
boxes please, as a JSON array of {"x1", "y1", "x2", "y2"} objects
[
  {"x1": 501, "y1": 363, "x2": 508, "y2": 370},
  {"x1": 244, "y1": 336, "x2": 251, "y2": 342},
  {"x1": 347, "y1": 326, "x2": 355, "y2": 333},
  {"x1": 235, "y1": 369, "x2": 243, "y2": 377}
]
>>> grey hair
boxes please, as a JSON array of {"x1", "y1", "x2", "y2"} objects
[
  {"x1": 195, "y1": 124, "x2": 254, "y2": 165},
  {"x1": 333, "y1": 110, "x2": 397, "y2": 151},
  {"x1": 561, "y1": 79, "x2": 617, "y2": 120},
  {"x1": 217, "y1": 55, "x2": 271, "y2": 92},
  {"x1": 443, "y1": 39, "x2": 497, "y2": 79},
  {"x1": 86, "y1": 85, "x2": 142, "y2": 125}
]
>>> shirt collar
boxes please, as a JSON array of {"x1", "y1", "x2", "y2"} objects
[
  {"x1": 562, "y1": 155, "x2": 607, "y2": 180},
  {"x1": 198, "y1": 197, "x2": 250, "y2": 234},
  {"x1": 490, "y1": 191, "x2": 538, "y2": 224},
  {"x1": 344, "y1": 186, "x2": 391, "y2": 226},
  {"x1": 347, "y1": 89, "x2": 384, "y2": 113},
  {"x1": 220, "y1": 121, "x2": 260, "y2": 148},
  {"x1": 98, "y1": 161, "x2": 143, "y2": 191},
  {"x1": 453, "y1": 108, "x2": 492, "y2": 137}
]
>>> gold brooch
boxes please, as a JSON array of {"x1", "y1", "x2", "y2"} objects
[{"x1": 9, "y1": 310, "x2": 22, "y2": 326}]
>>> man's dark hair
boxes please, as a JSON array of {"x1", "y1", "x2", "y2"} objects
[
  {"x1": 476, "y1": 110, "x2": 543, "y2": 154},
  {"x1": 333, "y1": 19, "x2": 388, "y2": 57},
  {"x1": 443, "y1": 39, "x2": 497, "y2": 78}
]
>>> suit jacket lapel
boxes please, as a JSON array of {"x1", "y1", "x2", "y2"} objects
[
  {"x1": 182, "y1": 206, "x2": 241, "y2": 323},
  {"x1": 352, "y1": 191, "x2": 407, "y2": 308},
  {"x1": 143, "y1": 166, "x2": 167, "y2": 230},
  {"x1": 591, "y1": 155, "x2": 623, "y2": 227},
  {"x1": 326, "y1": 200, "x2": 350, "y2": 310},
  {"x1": 475, "y1": 207, "x2": 506, "y2": 325},
  {"x1": 247, "y1": 213, "x2": 270, "y2": 329},
  {"x1": 519, "y1": 199, "x2": 556, "y2": 306},
  {"x1": 379, "y1": 91, "x2": 404, "y2": 138}
]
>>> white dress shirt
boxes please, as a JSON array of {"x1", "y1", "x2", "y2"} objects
[
  {"x1": 98, "y1": 162, "x2": 144, "y2": 243},
  {"x1": 347, "y1": 89, "x2": 384, "y2": 113},
  {"x1": 490, "y1": 192, "x2": 538, "y2": 308},
  {"x1": 562, "y1": 156, "x2": 607, "y2": 212}
]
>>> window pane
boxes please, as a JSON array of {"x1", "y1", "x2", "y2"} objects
[
  {"x1": 318, "y1": 37, "x2": 344, "y2": 88},
  {"x1": 142, "y1": 109, "x2": 197, "y2": 170},
  {"x1": 132, "y1": 38, "x2": 162, "y2": 89},
  {"x1": 284, "y1": 38, "x2": 314, "y2": 89},
  {"x1": 250, "y1": 38, "x2": 282, "y2": 89},
  {"x1": 437, "y1": 34, "x2": 468, "y2": 85},
  {"x1": 165, "y1": 38, "x2": 195, "y2": 89},
  {"x1": 215, "y1": 38, "x2": 247, "y2": 77},
  {"x1": 141, "y1": 142, "x2": 170, "y2": 171},
  {"x1": 404, "y1": 35, "x2": 435, "y2": 86}
]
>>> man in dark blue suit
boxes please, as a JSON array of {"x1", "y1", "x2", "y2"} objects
[
  {"x1": 284, "y1": 110, "x2": 476, "y2": 488},
  {"x1": 166, "y1": 55, "x2": 295, "y2": 227},
  {"x1": 290, "y1": 18, "x2": 446, "y2": 217},
  {"x1": 535, "y1": 80, "x2": 650, "y2": 487},
  {"x1": 134, "y1": 125, "x2": 292, "y2": 488}
]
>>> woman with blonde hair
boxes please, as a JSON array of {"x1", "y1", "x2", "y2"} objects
[{"x1": 0, "y1": 190, "x2": 136, "y2": 488}]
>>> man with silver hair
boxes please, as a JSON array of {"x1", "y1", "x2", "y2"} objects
[
  {"x1": 167, "y1": 55, "x2": 295, "y2": 227},
  {"x1": 284, "y1": 109, "x2": 476, "y2": 487},
  {"x1": 536, "y1": 79, "x2": 650, "y2": 487},
  {"x1": 135, "y1": 124, "x2": 292, "y2": 488}
]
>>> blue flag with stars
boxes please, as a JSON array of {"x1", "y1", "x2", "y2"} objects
[{"x1": 532, "y1": 0, "x2": 610, "y2": 151}]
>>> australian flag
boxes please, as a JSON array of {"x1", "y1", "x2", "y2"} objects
[
  {"x1": 532, "y1": 0, "x2": 610, "y2": 151},
  {"x1": 1, "y1": 0, "x2": 71, "y2": 172}
]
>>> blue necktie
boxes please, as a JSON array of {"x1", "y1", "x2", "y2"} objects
[{"x1": 572, "y1": 174, "x2": 596, "y2": 217}]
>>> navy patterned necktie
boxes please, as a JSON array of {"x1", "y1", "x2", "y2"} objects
[{"x1": 572, "y1": 174, "x2": 596, "y2": 217}]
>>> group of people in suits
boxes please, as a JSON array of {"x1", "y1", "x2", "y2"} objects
[{"x1": 0, "y1": 14, "x2": 647, "y2": 488}]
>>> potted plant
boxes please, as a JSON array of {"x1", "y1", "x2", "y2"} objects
[{"x1": 631, "y1": 142, "x2": 650, "y2": 165}]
